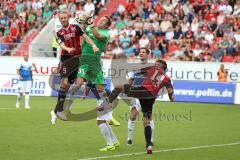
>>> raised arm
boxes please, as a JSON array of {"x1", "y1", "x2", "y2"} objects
[
  {"x1": 91, "y1": 26, "x2": 105, "y2": 41},
  {"x1": 82, "y1": 33, "x2": 99, "y2": 53},
  {"x1": 165, "y1": 80, "x2": 174, "y2": 101}
]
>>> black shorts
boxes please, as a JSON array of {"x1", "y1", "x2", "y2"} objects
[
  {"x1": 60, "y1": 55, "x2": 80, "y2": 84},
  {"x1": 124, "y1": 85, "x2": 156, "y2": 118},
  {"x1": 124, "y1": 85, "x2": 155, "y2": 99},
  {"x1": 139, "y1": 98, "x2": 155, "y2": 118}
]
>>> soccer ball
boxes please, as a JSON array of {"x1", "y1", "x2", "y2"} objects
[{"x1": 75, "y1": 11, "x2": 93, "y2": 25}]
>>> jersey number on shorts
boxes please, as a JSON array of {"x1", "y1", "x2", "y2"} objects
[
  {"x1": 78, "y1": 68, "x2": 86, "y2": 76},
  {"x1": 63, "y1": 67, "x2": 67, "y2": 74}
]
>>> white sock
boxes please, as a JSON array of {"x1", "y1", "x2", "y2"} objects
[
  {"x1": 128, "y1": 119, "x2": 136, "y2": 140},
  {"x1": 150, "y1": 120, "x2": 154, "y2": 143},
  {"x1": 25, "y1": 94, "x2": 30, "y2": 107},
  {"x1": 17, "y1": 94, "x2": 21, "y2": 104},
  {"x1": 99, "y1": 123, "x2": 113, "y2": 146},
  {"x1": 98, "y1": 92, "x2": 105, "y2": 99},
  {"x1": 69, "y1": 84, "x2": 79, "y2": 100},
  {"x1": 109, "y1": 110, "x2": 113, "y2": 119},
  {"x1": 106, "y1": 123, "x2": 117, "y2": 142},
  {"x1": 97, "y1": 99, "x2": 104, "y2": 106}
]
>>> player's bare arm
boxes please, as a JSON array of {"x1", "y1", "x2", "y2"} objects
[
  {"x1": 165, "y1": 81, "x2": 174, "y2": 101},
  {"x1": 59, "y1": 42, "x2": 76, "y2": 53},
  {"x1": 30, "y1": 70, "x2": 33, "y2": 80},
  {"x1": 17, "y1": 69, "x2": 22, "y2": 80},
  {"x1": 82, "y1": 33, "x2": 99, "y2": 53},
  {"x1": 81, "y1": 85, "x2": 91, "y2": 100},
  {"x1": 91, "y1": 26, "x2": 105, "y2": 41}
]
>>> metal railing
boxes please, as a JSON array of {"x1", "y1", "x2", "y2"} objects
[{"x1": 0, "y1": 43, "x2": 57, "y2": 57}]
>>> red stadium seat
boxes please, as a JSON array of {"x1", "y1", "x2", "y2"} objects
[{"x1": 222, "y1": 55, "x2": 234, "y2": 62}]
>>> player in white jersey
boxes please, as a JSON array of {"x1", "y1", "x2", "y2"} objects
[
  {"x1": 16, "y1": 52, "x2": 33, "y2": 109},
  {"x1": 126, "y1": 48, "x2": 154, "y2": 145}
]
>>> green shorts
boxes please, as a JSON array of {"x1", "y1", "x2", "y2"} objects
[{"x1": 77, "y1": 56, "x2": 105, "y2": 84}]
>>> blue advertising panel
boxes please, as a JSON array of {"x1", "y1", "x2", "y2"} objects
[{"x1": 173, "y1": 80, "x2": 235, "y2": 104}]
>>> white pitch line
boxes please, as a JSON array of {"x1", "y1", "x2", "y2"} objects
[
  {"x1": 78, "y1": 142, "x2": 240, "y2": 160},
  {"x1": 0, "y1": 108, "x2": 18, "y2": 110},
  {"x1": 0, "y1": 107, "x2": 84, "y2": 110}
]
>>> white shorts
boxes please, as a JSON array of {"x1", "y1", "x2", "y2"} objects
[
  {"x1": 97, "y1": 110, "x2": 113, "y2": 121},
  {"x1": 18, "y1": 81, "x2": 32, "y2": 93},
  {"x1": 96, "y1": 99, "x2": 113, "y2": 121},
  {"x1": 130, "y1": 98, "x2": 141, "y2": 112}
]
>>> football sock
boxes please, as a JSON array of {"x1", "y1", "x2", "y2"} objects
[
  {"x1": 109, "y1": 110, "x2": 113, "y2": 118},
  {"x1": 99, "y1": 123, "x2": 113, "y2": 146},
  {"x1": 106, "y1": 123, "x2": 117, "y2": 142},
  {"x1": 89, "y1": 85, "x2": 101, "y2": 100},
  {"x1": 150, "y1": 120, "x2": 154, "y2": 142},
  {"x1": 25, "y1": 94, "x2": 30, "y2": 107},
  {"x1": 128, "y1": 119, "x2": 136, "y2": 140},
  {"x1": 17, "y1": 94, "x2": 21, "y2": 104},
  {"x1": 54, "y1": 87, "x2": 67, "y2": 113},
  {"x1": 108, "y1": 88, "x2": 121, "y2": 103},
  {"x1": 97, "y1": 99, "x2": 104, "y2": 106},
  {"x1": 144, "y1": 125, "x2": 152, "y2": 147}
]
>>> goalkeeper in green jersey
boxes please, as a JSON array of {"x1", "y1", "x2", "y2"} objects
[{"x1": 70, "y1": 16, "x2": 120, "y2": 151}]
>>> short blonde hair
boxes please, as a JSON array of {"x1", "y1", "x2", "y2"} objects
[{"x1": 58, "y1": 10, "x2": 68, "y2": 16}]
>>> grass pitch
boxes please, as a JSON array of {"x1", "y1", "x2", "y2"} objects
[{"x1": 0, "y1": 95, "x2": 240, "y2": 160}]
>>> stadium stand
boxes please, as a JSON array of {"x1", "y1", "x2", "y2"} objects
[
  {"x1": 0, "y1": 0, "x2": 106, "y2": 56},
  {"x1": 106, "y1": 0, "x2": 240, "y2": 62}
]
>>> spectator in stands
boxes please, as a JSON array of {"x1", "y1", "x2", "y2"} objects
[
  {"x1": 165, "y1": 27, "x2": 174, "y2": 41},
  {"x1": 112, "y1": 39, "x2": 125, "y2": 59},
  {"x1": 217, "y1": 64, "x2": 228, "y2": 82},
  {"x1": 125, "y1": 0, "x2": 136, "y2": 14},
  {"x1": 152, "y1": 45, "x2": 162, "y2": 60},
  {"x1": 52, "y1": 31, "x2": 57, "y2": 57},
  {"x1": 160, "y1": 14, "x2": 173, "y2": 34},
  {"x1": 234, "y1": 29, "x2": 240, "y2": 43},
  {"x1": 84, "y1": 0, "x2": 95, "y2": 16},
  {"x1": 139, "y1": 33, "x2": 150, "y2": 48},
  {"x1": 204, "y1": 29, "x2": 214, "y2": 44},
  {"x1": 43, "y1": 6, "x2": 53, "y2": 22},
  {"x1": 109, "y1": 23, "x2": 119, "y2": 39}
]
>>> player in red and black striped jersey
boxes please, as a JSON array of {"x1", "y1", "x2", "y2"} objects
[
  {"x1": 99, "y1": 59, "x2": 174, "y2": 154},
  {"x1": 51, "y1": 10, "x2": 99, "y2": 122}
]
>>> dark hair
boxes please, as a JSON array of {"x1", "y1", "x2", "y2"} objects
[
  {"x1": 140, "y1": 47, "x2": 151, "y2": 55},
  {"x1": 156, "y1": 59, "x2": 167, "y2": 71},
  {"x1": 103, "y1": 16, "x2": 112, "y2": 28}
]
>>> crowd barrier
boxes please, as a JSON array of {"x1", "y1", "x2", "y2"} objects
[{"x1": 0, "y1": 57, "x2": 239, "y2": 104}]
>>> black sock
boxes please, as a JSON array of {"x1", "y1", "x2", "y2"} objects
[
  {"x1": 54, "y1": 87, "x2": 67, "y2": 113},
  {"x1": 144, "y1": 125, "x2": 152, "y2": 147},
  {"x1": 90, "y1": 87, "x2": 100, "y2": 100},
  {"x1": 108, "y1": 88, "x2": 121, "y2": 103}
]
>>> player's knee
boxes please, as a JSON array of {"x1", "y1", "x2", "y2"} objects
[
  {"x1": 142, "y1": 116, "x2": 150, "y2": 126},
  {"x1": 130, "y1": 107, "x2": 138, "y2": 120},
  {"x1": 75, "y1": 77, "x2": 84, "y2": 87},
  {"x1": 142, "y1": 112, "x2": 152, "y2": 126},
  {"x1": 59, "y1": 83, "x2": 69, "y2": 93},
  {"x1": 130, "y1": 115, "x2": 137, "y2": 121},
  {"x1": 61, "y1": 78, "x2": 69, "y2": 87}
]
